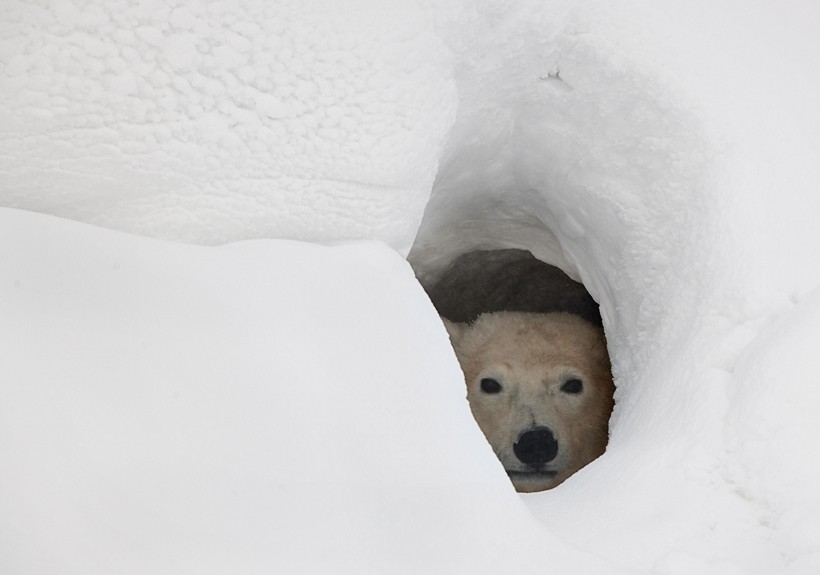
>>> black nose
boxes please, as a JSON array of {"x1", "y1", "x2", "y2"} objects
[{"x1": 513, "y1": 427, "x2": 558, "y2": 465}]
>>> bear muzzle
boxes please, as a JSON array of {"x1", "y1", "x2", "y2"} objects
[{"x1": 505, "y1": 427, "x2": 562, "y2": 490}]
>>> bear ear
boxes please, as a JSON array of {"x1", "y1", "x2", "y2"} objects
[{"x1": 442, "y1": 318, "x2": 466, "y2": 344}]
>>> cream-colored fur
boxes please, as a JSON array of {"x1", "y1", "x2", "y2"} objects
[{"x1": 445, "y1": 312, "x2": 614, "y2": 492}]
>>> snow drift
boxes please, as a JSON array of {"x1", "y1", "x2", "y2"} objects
[
  {"x1": 3, "y1": 0, "x2": 820, "y2": 573},
  {"x1": 3, "y1": 209, "x2": 619, "y2": 574}
]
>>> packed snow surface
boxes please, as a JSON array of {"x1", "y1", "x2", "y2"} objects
[{"x1": 3, "y1": 1, "x2": 820, "y2": 574}]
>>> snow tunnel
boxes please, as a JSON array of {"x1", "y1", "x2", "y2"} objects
[
  {"x1": 406, "y1": 21, "x2": 720, "y2": 480},
  {"x1": 403, "y1": 6, "x2": 820, "y2": 566}
]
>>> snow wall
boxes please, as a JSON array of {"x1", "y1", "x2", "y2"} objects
[{"x1": 3, "y1": 1, "x2": 820, "y2": 573}]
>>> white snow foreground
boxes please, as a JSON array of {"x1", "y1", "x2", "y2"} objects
[
  {"x1": 0, "y1": 209, "x2": 622, "y2": 574},
  {"x1": 3, "y1": 0, "x2": 820, "y2": 574}
]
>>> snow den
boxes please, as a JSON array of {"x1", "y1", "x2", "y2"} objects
[{"x1": 4, "y1": 1, "x2": 820, "y2": 574}]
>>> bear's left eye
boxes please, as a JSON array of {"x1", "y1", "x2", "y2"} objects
[
  {"x1": 480, "y1": 377, "x2": 503, "y2": 394},
  {"x1": 560, "y1": 378, "x2": 584, "y2": 394}
]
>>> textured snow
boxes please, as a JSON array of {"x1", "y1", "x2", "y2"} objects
[
  {"x1": 3, "y1": 0, "x2": 820, "y2": 574},
  {"x1": 0, "y1": 0, "x2": 456, "y2": 252}
]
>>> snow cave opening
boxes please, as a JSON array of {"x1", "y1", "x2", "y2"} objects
[
  {"x1": 408, "y1": 162, "x2": 618, "y2": 491},
  {"x1": 405, "y1": 38, "x2": 716, "y2": 490}
]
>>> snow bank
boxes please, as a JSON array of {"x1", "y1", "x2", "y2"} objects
[
  {"x1": 0, "y1": 0, "x2": 455, "y2": 252},
  {"x1": 3, "y1": 0, "x2": 820, "y2": 573},
  {"x1": 0, "y1": 208, "x2": 627, "y2": 574}
]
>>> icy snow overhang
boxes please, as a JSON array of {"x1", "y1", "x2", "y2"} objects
[{"x1": 0, "y1": 1, "x2": 456, "y2": 253}]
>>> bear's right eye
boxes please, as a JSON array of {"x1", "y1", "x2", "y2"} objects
[
  {"x1": 480, "y1": 377, "x2": 503, "y2": 394},
  {"x1": 560, "y1": 378, "x2": 584, "y2": 394}
]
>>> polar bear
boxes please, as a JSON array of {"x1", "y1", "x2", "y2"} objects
[{"x1": 445, "y1": 311, "x2": 614, "y2": 492}]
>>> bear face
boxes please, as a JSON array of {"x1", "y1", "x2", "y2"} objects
[{"x1": 445, "y1": 311, "x2": 614, "y2": 492}]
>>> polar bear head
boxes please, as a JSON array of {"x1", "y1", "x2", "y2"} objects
[{"x1": 445, "y1": 311, "x2": 614, "y2": 492}]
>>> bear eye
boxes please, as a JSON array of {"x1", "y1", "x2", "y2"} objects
[
  {"x1": 480, "y1": 377, "x2": 503, "y2": 394},
  {"x1": 560, "y1": 378, "x2": 584, "y2": 394}
]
